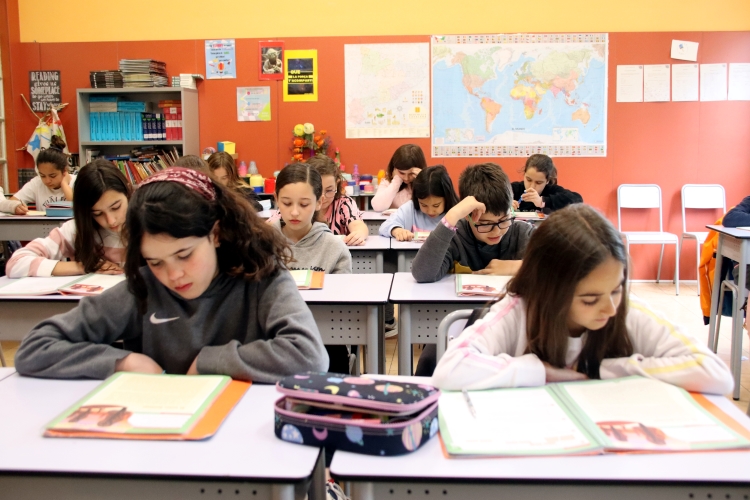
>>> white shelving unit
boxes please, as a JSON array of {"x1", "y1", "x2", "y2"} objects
[{"x1": 76, "y1": 87, "x2": 198, "y2": 163}]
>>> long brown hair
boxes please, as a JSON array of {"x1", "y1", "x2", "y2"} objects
[
  {"x1": 522, "y1": 154, "x2": 558, "y2": 186},
  {"x1": 73, "y1": 159, "x2": 132, "y2": 273},
  {"x1": 124, "y1": 173, "x2": 291, "y2": 313},
  {"x1": 36, "y1": 135, "x2": 69, "y2": 171},
  {"x1": 207, "y1": 152, "x2": 243, "y2": 187},
  {"x1": 306, "y1": 155, "x2": 343, "y2": 199},
  {"x1": 506, "y1": 204, "x2": 632, "y2": 378},
  {"x1": 385, "y1": 144, "x2": 427, "y2": 186}
]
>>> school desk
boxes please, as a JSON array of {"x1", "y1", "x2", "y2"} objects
[
  {"x1": 389, "y1": 240, "x2": 423, "y2": 273},
  {"x1": 0, "y1": 366, "x2": 16, "y2": 381},
  {"x1": 0, "y1": 374, "x2": 325, "y2": 500},
  {"x1": 330, "y1": 381, "x2": 750, "y2": 500},
  {"x1": 350, "y1": 235, "x2": 390, "y2": 273},
  {"x1": 0, "y1": 214, "x2": 71, "y2": 240},
  {"x1": 351, "y1": 192, "x2": 376, "y2": 211},
  {"x1": 299, "y1": 273, "x2": 393, "y2": 374},
  {"x1": 0, "y1": 286, "x2": 78, "y2": 342},
  {"x1": 706, "y1": 225, "x2": 750, "y2": 400},
  {"x1": 389, "y1": 273, "x2": 488, "y2": 375},
  {"x1": 361, "y1": 211, "x2": 388, "y2": 236}
]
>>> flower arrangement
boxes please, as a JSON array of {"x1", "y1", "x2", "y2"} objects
[{"x1": 291, "y1": 122, "x2": 332, "y2": 162}]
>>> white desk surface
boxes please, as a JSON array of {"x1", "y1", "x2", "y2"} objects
[
  {"x1": 299, "y1": 273, "x2": 393, "y2": 304},
  {"x1": 331, "y1": 391, "x2": 750, "y2": 483},
  {"x1": 361, "y1": 211, "x2": 388, "y2": 221},
  {"x1": 390, "y1": 240, "x2": 423, "y2": 250},
  {"x1": 707, "y1": 225, "x2": 750, "y2": 238},
  {"x1": 0, "y1": 276, "x2": 82, "y2": 301},
  {"x1": 0, "y1": 374, "x2": 320, "y2": 482},
  {"x1": 0, "y1": 214, "x2": 70, "y2": 221},
  {"x1": 348, "y1": 235, "x2": 391, "y2": 250},
  {"x1": 389, "y1": 273, "x2": 496, "y2": 304},
  {"x1": 0, "y1": 367, "x2": 16, "y2": 381}
]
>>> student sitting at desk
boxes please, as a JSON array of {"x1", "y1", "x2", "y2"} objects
[
  {"x1": 432, "y1": 204, "x2": 733, "y2": 395},
  {"x1": 1, "y1": 136, "x2": 75, "y2": 214},
  {"x1": 379, "y1": 165, "x2": 459, "y2": 241},
  {"x1": 6, "y1": 159, "x2": 129, "y2": 278},
  {"x1": 206, "y1": 152, "x2": 263, "y2": 212},
  {"x1": 15, "y1": 167, "x2": 329, "y2": 381},
  {"x1": 411, "y1": 162, "x2": 535, "y2": 283},
  {"x1": 511, "y1": 154, "x2": 582, "y2": 214},
  {"x1": 371, "y1": 144, "x2": 427, "y2": 212}
]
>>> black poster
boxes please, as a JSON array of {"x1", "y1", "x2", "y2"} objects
[{"x1": 29, "y1": 71, "x2": 61, "y2": 112}]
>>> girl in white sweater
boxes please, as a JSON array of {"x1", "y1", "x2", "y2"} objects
[{"x1": 432, "y1": 204, "x2": 733, "y2": 395}]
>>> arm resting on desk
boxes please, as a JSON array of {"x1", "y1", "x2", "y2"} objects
[
  {"x1": 6, "y1": 219, "x2": 78, "y2": 277},
  {"x1": 411, "y1": 222, "x2": 455, "y2": 283},
  {"x1": 371, "y1": 177, "x2": 403, "y2": 212}
]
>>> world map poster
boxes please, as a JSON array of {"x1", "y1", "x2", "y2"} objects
[{"x1": 432, "y1": 33, "x2": 608, "y2": 157}]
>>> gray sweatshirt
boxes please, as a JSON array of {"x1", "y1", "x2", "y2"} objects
[
  {"x1": 411, "y1": 219, "x2": 535, "y2": 283},
  {"x1": 273, "y1": 220, "x2": 352, "y2": 274},
  {"x1": 14, "y1": 268, "x2": 329, "y2": 381}
]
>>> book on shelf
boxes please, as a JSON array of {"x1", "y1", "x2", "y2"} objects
[
  {"x1": 439, "y1": 377, "x2": 750, "y2": 457},
  {"x1": 0, "y1": 274, "x2": 125, "y2": 296},
  {"x1": 44, "y1": 372, "x2": 250, "y2": 440},
  {"x1": 119, "y1": 59, "x2": 168, "y2": 88},
  {"x1": 89, "y1": 70, "x2": 124, "y2": 88},
  {"x1": 290, "y1": 270, "x2": 325, "y2": 290},
  {"x1": 455, "y1": 274, "x2": 510, "y2": 296}
]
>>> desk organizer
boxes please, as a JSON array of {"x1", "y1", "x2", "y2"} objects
[{"x1": 274, "y1": 372, "x2": 440, "y2": 456}]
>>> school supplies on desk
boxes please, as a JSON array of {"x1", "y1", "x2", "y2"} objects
[
  {"x1": 45, "y1": 201, "x2": 73, "y2": 217},
  {"x1": 381, "y1": 208, "x2": 397, "y2": 216},
  {"x1": 25, "y1": 210, "x2": 46, "y2": 216},
  {"x1": 438, "y1": 377, "x2": 750, "y2": 457},
  {"x1": 274, "y1": 372, "x2": 441, "y2": 456},
  {"x1": 0, "y1": 274, "x2": 125, "y2": 296},
  {"x1": 290, "y1": 270, "x2": 325, "y2": 290},
  {"x1": 412, "y1": 231, "x2": 431, "y2": 242},
  {"x1": 455, "y1": 274, "x2": 511, "y2": 296},
  {"x1": 45, "y1": 372, "x2": 250, "y2": 440},
  {"x1": 513, "y1": 211, "x2": 544, "y2": 220}
]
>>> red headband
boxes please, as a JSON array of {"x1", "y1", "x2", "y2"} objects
[{"x1": 139, "y1": 167, "x2": 217, "y2": 201}]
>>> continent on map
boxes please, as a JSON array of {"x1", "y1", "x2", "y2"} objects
[
  {"x1": 452, "y1": 49, "x2": 499, "y2": 96},
  {"x1": 509, "y1": 83, "x2": 543, "y2": 120},
  {"x1": 572, "y1": 105, "x2": 590, "y2": 125},
  {"x1": 480, "y1": 98, "x2": 502, "y2": 132}
]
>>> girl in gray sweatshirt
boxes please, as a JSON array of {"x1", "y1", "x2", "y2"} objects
[{"x1": 15, "y1": 167, "x2": 329, "y2": 382}]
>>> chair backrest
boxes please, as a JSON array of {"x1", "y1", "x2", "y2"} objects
[
  {"x1": 617, "y1": 184, "x2": 663, "y2": 232},
  {"x1": 436, "y1": 309, "x2": 474, "y2": 363},
  {"x1": 681, "y1": 184, "x2": 726, "y2": 233}
]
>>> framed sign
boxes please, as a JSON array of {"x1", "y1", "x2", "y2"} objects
[
  {"x1": 259, "y1": 41, "x2": 284, "y2": 81},
  {"x1": 29, "y1": 71, "x2": 61, "y2": 112}
]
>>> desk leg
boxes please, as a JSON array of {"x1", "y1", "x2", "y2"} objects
[
  {"x1": 398, "y1": 304, "x2": 412, "y2": 375},
  {"x1": 731, "y1": 240, "x2": 748, "y2": 400},
  {"x1": 707, "y1": 235, "x2": 724, "y2": 352},
  {"x1": 397, "y1": 251, "x2": 405, "y2": 273},
  {"x1": 271, "y1": 484, "x2": 295, "y2": 500},
  {"x1": 308, "y1": 450, "x2": 326, "y2": 500},
  {"x1": 350, "y1": 482, "x2": 375, "y2": 500},
  {"x1": 366, "y1": 305, "x2": 379, "y2": 374},
  {"x1": 376, "y1": 252, "x2": 383, "y2": 274}
]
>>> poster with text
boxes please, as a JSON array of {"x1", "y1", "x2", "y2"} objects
[
  {"x1": 29, "y1": 71, "x2": 61, "y2": 112},
  {"x1": 205, "y1": 39, "x2": 236, "y2": 79},
  {"x1": 284, "y1": 50, "x2": 317, "y2": 102},
  {"x1": 259, "y1": 41, "x2": 284, "y2": 81},
  {"x1": 237, "y1": 87, "x2": 271, "y2": 121}
]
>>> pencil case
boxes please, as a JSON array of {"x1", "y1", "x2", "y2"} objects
[{"x1": 274, "y1": 372, "x2": 440, "y2": 456}]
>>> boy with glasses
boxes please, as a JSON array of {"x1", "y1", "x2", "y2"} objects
[{"x1": 411, "y1": 163, "x2": 535, "y2": 283}]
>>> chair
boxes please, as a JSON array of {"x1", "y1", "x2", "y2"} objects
[
  {"x1": 712, "y1": 279, "x2": 743, "y2": 400},
  {"x1": 617, "y1": 184, "x2": 680, "y2": 295},
  {"x1": 680, "y1": 184, "x2": 726, "y2": 296},
  {"x1": 436, "y1": 309, "x2": 474, "y2": 363}
]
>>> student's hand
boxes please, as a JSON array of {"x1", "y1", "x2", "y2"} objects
[
  {"x1": 344, "y1": 231, "x2": 367, "y2": 246},
  {"x1": 391, "y1": 228, "x2": 414, "y2": 241},
  {"x1": 115, "y1": 353, "x2": 163, "y2": 374},
  {"x1": 14, "y1": 203, "x2": 29, "y2": 215},
  {"x1": 96, "y1": 260, "x2": 124, "y2": 275},
  {"x1": 445, "y1": 196, "x2": 486, "y2": 227},
  {"x1": 474, "y1": 259, "x2": 521, "y2": 276},
  {"x1": 61, "y1": 170, "x2": 72, "y2": 187},
  {"x1": 543, "y1": 362, "x2": 589, "y2": 383},
  {"x1": 512, "y1": 200, "x2": 520, "y2": 210},
  {"x1": 186, "y1": 357, "x2": 200, "y2": 375},
  {"x1": 520, "y1": 188, "x2": 543, "y2": 208}
]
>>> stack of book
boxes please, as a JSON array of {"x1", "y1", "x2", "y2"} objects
[
  {"x1": 119, "y1": 59, "x2": 168, "y2": 87},
  {"x1": 89, "y1": 95, "x2": 118, "y2": 113},
  {"x1": 178, "y1": 73, "x2": 204, "y2": 89},
  {"x1": 158, "y1": 100, "x2": 182, "y2": 140},
  {"x1": 89, "y1": 70, "x2": 124, "y2": 88}
]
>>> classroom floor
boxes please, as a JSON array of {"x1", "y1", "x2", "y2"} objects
[{"x1": 1, "y1": 282, "x2": 748, "y2": 412}]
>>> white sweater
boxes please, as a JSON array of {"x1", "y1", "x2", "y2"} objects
[
  {"x1": 432, "y1": 295, "x2": 734, "y2": 395},
  {"x1": 6, "y1": 219, "x2": 125, "y2": 277}
]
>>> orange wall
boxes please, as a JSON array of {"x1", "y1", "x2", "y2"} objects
[{"x1": 4, "y1": 30, "x2": 750, "y2": 280}]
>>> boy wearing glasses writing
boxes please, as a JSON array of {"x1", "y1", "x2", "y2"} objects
[{"x1": 411, "y1": 163, "x2": 535, "y2": 283}]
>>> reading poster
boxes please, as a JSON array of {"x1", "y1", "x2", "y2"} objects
[
  {"x1": 284, "y1": 50, "x2": 318, "y2": 102},
  {"x1": 205, "y1": 39, "x2": 236, "y2": 79}
]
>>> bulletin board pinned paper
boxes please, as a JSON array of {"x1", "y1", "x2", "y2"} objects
[{"x1": 284, "y1": 50, "x2": 317, "y2": 102}]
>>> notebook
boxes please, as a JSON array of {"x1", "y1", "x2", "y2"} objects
[
  {"x1": 513, "y1": 211, "x2": 544, "y2": 220},
  {"x1": 0, "y1": 274, "x2": 125, "y2": 296},
  {"x1": 455, "y1": 274, "x2": 510, "y2": 296},
  {"x1": 290, "y1": 270, "x2": 325, "y2": 290},
  {"x1": 412, "y1": 231, "x2": 430, "y2": 242},
  {"x1": 45, "y1": 372, "x2": 250, "y2": 440},
  {"x1": 439, "y1": 377, "x2": 750, "y2": 457}
]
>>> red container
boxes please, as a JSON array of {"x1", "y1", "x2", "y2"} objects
[{"x1": 264, "y1": 178, "x2": 276, "y2": 193}]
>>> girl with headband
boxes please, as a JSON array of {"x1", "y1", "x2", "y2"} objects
[{"x1": 15, "y1": 167, "x2": 329, "y2": 381}]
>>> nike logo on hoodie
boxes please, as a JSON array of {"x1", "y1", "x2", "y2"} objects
[{"x1": 149, "y1": 313, "x2": 179, "y2": 324}]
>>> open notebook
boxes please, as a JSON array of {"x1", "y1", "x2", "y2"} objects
[
  {"x1": 45, "y1": 372, "x2": 249, "y2": 440},
  {"x1": 0, "y1": 274, "x2": 126, "y2": 296},
  {"x1": 439, "y1": 377, "x2": 750, "y2": 457},
  {"x1": 290, "y1": 270, "x2": 325, "y2": 290},
  {"x1": 455, "y1": 274, "x2": 510, "y2": 296}
]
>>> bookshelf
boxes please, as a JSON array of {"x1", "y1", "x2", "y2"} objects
[{"x1": 76, "y1": 87, "x2": 199, "y2": 163}]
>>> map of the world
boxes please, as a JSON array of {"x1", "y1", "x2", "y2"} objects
[{"x1": 432, "y1": 33, "x2": 608, "y2": 157}]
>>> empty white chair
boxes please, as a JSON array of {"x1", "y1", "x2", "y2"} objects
[
  {"x1": 617, "y1": 184, "x2": 680, "y2": 295},
  {"x1": 680, "y1": 184, "x2": 726, "y2": 295}
]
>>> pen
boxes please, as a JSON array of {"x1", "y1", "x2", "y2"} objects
[{"x1": 462, "y1": 389, "x2": 477, "y2": 418}]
